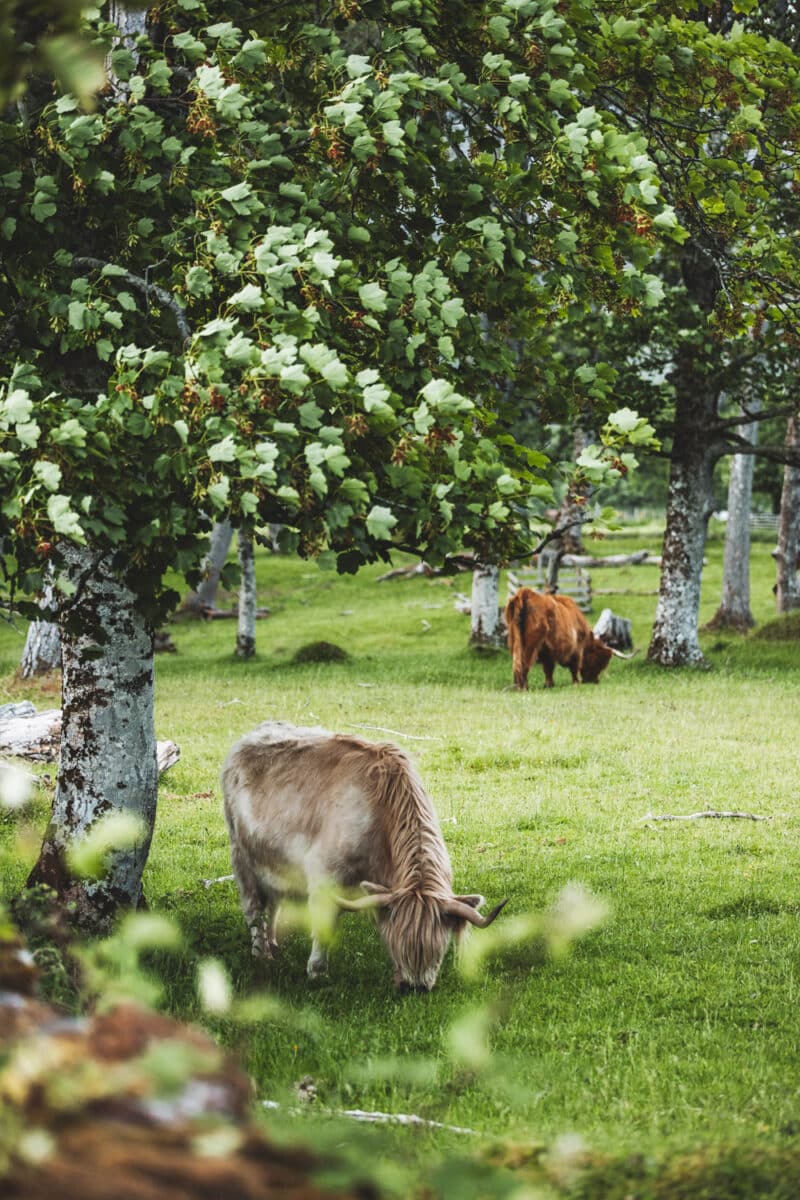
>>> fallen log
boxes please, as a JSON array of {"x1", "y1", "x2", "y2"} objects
[
  {"x1": 561, "y1": 550, "x2": 653, "y2": 567},
  {"x1": 0, "y1": 708, "x2": 61, "y2": 761},
  {"x1": 0, "y1": 706, "x2": 179, "y2": 774}
]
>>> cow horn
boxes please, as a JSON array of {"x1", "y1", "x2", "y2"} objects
[
  {"x1": 608, "y1": 646, "x2": 638, "y2": 659},
  {"x1": 335, "y1": 891, "x2": 393, "y2": 912},
  {"x1": 443, "y1": 896, "x2": 509, "y2": 927}
]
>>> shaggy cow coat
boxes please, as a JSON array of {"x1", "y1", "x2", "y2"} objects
[
  {"x1": 505, "y1": 589, "x2": 617, "y2": 689},
  {"x1": 221, "y1": 722, "x2": 506, "y2": 991}
]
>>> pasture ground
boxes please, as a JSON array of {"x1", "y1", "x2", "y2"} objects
[{"x1": 3, "y1": 522, "x2": 800, "y2": 1199}]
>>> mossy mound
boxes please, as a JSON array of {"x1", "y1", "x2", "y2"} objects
[
  {"x1": 291, "y1": 640, "x2": 349, "y2": 664},
  {"x1": 751, "y1": 611, "x2": 800, "y2": 642}
]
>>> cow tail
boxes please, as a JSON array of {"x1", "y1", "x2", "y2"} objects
[{"x1": 515, "y1": 590, "x2": 528, "y2": 641}]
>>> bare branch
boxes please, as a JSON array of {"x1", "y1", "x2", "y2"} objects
[
  {"x1": 72, "y1": 256, "x2": 192, "y2": 345},
  {"x1": 640, "y1": 809, "x2": 771, "y2": 822}
]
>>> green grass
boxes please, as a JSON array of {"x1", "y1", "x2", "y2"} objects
[{"x1": 3, "y1": 526, "x2": 800, "y2": 1196}]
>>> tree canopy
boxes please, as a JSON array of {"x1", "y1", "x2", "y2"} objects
[{"x1": 4, "y1": 0, "x2": 798, "y2": 625}]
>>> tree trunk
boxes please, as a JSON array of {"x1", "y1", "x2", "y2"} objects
[
  {"x1": 554, "y1": 428, "x2": 591, "y2": 555},
  {"x1": 469, "y1": 564, "x2": 504, "y2": 648},
  {"x1": 180, "y1": 519, "x2": 233, "y2": 615},
  {"x1": 707, "y1": 402, "x2": 759, "y2": 632},
  {"x1": 20, "y1": 576, "x2": 61, "y2": 678},
  {"x1": 648, "y1": 365, "x2": 719, "y2": 667},
  {"x1": 235, "y1": 533, "x2": 256, "y2": 658},
  {"x1": 27, "y1": 544, "x2": 158, "y2": 934},
  {"x1": 776, "y1": 413, "x2": 800, "y2": 613}
]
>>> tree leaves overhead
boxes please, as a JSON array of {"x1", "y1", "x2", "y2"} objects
[{"x1": 1, "y1": 0, "x2": 798, "y2": 618}]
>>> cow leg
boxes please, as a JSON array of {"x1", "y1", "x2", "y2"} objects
[
  {"x1": 513, "y1": 643, "x2": 540, "y2": 691},
  {"x1": 567, "y1": 654, "x2": 581, "y2": 684},
  {"x1": 539, "y1": 647, "x2": 555, "y2": 689},
  {"x1": 306, "y1": 887, "x2": 340, "y2": 980},
  {"x1": 230, "y1": 842, "x2": 277, "y2": 960}
]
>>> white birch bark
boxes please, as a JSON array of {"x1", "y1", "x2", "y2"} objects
[
  {"x1": 236, "y1": 533, "x2": 256, "y2": 658},
  {"x1": 181, "y1": 519, "x2": 234, "y2": 614},
  {"x1": 648, "y1": 360, "x2": 718, "y2": 666},
  {"x1": 20, "y1": 574, "x2": 61, "y2": 678},
  {"x1": 708, "y1": 403, "x2": 759, "y2": 631},
  {"x1": 469, "y1": 564, "x2": 503, "y2": 647},
  {"x1": 776, "y1": 414, "x2": 800, "y2": 613},
  {"x1": 27, "y1": 545, "x2": 158, "y2": 931}
]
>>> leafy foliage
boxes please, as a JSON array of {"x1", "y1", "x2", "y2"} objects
[{"x1": 2, "y1": 0, "x2": 796, "y2": 620}]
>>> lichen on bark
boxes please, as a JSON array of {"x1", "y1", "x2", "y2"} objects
[{"x1": 26, "y1": 543, "x2": 158, "y2": 934}]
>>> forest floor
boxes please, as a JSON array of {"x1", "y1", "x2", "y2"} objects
[{"x1": 3, "y1": 522, "x2": 800, "y2": 1199}]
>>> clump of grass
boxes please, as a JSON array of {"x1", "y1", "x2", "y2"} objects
[
  {"x1": 292, "y1": 640, "x2": 350, "y2": 664},
  {"x1": 751, "y1": 612, "x2": 800, "y2": 641}
]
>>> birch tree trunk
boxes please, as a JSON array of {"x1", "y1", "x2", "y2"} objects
[
  {"x1": 648, "y1": 363, "x2": 719, "y2": 666},
  {"x1": 776, "y1": 414, "x2": 800, "y2": 613},
  {"x1": 235, "y1": 533, "x2": 256, "y2": 658},
  {"x1": 180, "y1": 519, "x2": 233, "y2": 615},
  {"x1": 27, "y1": 545, "x2": 158, "y2": 933},
  {"x1": 707, "y1": 402, "x2": 759, "y2": 632},
  {"x1": 20, "y1": 575, "x2": 61, "y2": 677},
  {"x1": 554, "y1": 428, "x2": 591, "y2": 555},
  {"x1": 470, "y1": 564, "x2": 504, "y2": 648}
]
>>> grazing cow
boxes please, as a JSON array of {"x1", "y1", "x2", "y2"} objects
[
  {"x1": 505, "y1": 588, "x2": 632, "y2": 690},
  {"x1": 221, "y1": 721, "x2": 507, "y2": 992}
]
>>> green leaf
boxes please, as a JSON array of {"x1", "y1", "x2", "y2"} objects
[
  {"x1": 365, "y1": 505, "x2": 398, "y2": 540},
  {"x1": 440, "y1": 297, "x2": 466, "y2": 327},
  {"x1": 2, "y1": 389, "x2": 33, "y2": 425},
  {"x1": 33, "y1": 460, "x2": 62, "y2": 491},
  {"x1": 358, "y1": 282, "x2": 388, "y2": 313},
  {"x1": 207, "y1": 477, "x2": 231, "y2": 510},
  {"x1": 208, "y1": 436, "x2": 237, "y2": 462},
  {"x1": 47, "y1": 494, "x2": 84, "y2": 539}
]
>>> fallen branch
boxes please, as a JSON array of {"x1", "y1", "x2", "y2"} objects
[
  {"x1": 203, "y1": 606, "x2": 270, "y2": 621},
  {"x1": 376, "y1": 561, "x2": 438, "y2": 582},
  {"x1": 640, "y1": 809, "x2": 770, "y2": 822},
  {"x1": 346, "y1": 723, "x2": 443, "y2": 742},
  {"x1": 594, "y1": 588, "x2": 660, "y2": 597},
  {"x1": 376, "y1": 554, "x2": 476, "y2": 582},
  {"x1": 261, "y1": 1099, "x2": 480, "y2": 1136}
]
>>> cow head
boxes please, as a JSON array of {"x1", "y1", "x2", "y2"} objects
[
  {"x1": 336, "y1": 886, "x2": 508, "y2": 992},
  {"x1": 581, "y1": 635, "x2": 636, "y2": 683}
]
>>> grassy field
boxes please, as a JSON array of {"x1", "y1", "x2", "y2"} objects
[{"x1": 3, "y1": 523, "x2": 800, "y2": 1197}]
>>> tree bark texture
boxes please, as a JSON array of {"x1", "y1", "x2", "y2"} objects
[
  {"x1": 648, "y1": 358, "x2": 719, "y2": 667},
  {"x1": 20, "y1": 575, "x2": 60, "y2": 678},
  {"x1": 776, "y1": 414, "x2": 800, "y2": 613},
  {"x1": 707, "y1": 403, "x2": 759, "y2": 632},
  {"x1": 180, "y1": 519, "x2": 234, "y2": 616},
  {"x1": 469, "y1": 564, "x2": 504, "y2": 647},
  {"x1": 554, "y1": 428, "x2": 591, "y2": 555},
  {"x1": 235, "y1": 533, "x2": 256, "y2": 658},
  {"x1": 27, "y1": 544, "x2": 158, "y2": 933},
  {"x1": 20, "y1": 618, "x2": 60, "y2": 678}
]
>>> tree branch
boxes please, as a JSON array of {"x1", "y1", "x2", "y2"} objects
[
  {"x1": 71, "y1": 257, "x2": 192, "y2": 345},
  {"x1": 713, "y1": 404, "x2": 799, "y2": 432}
]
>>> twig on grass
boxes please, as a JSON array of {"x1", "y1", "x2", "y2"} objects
[
  {"x1": 640, "y1": 809, "x2": 770, "y2": 823},
  {"x1": 202, "y1": 874, "x2": 235, "y2": 888},
  {"x1": 261, "y1": 1099, "x2": 480, "y2": 1136},
  {"x1": 346, "y1": 723, "x2": 443, "y2": 742}
]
